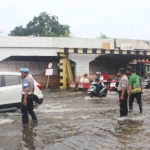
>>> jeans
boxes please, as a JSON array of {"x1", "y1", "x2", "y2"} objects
[
  {"x1": 21, "y1": 94, "x2": 38, "y2": 124},
  {"x1": 118, "y1": 90, "x2": 128, "y2": 117},
  {"x1": 129, "y1": 92, "x2": 142, "y2": 113},
  {"x1": 96, "y1": 84, "x2": 103, "y2": 95}
]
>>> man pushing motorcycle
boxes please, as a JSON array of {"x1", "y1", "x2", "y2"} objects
[{"x1": 94, "y1": 71, "x2": 104, "y2": 95}]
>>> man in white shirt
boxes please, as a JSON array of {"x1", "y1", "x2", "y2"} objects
[
  {"x1": 79, "y1": 73, "x2": 90, "y2": 90},
  {"x1": 118, "y1": 68, "x2": 128, "y2": 117},
  {"x1": 20, "y1": 68, "x2": 38, "y2": 125},
  {"x1": 79, "y1": 73, "x2": 89, "y2": 83}
]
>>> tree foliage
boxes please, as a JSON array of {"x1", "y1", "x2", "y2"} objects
[
  {"x1": 99, "y1": 33, "x2": 110, "y2": 39},
  {"x1": 9, "y1": 12, "x2": 70, "y2": 37}
]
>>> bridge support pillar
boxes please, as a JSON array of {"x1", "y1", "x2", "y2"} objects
[
  {"x1": 69, "y1": 54, "x2": 100, "y2": 81},
  {"x1": 59, "y1": 53, "x2": 74, "y2": 89}
]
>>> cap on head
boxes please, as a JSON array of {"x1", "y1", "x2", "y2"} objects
[
  {"x1": 119, "y1": 68, "x2": 125, "y2": 74},
  {"x1": 20, "y1": 68, "x2": 29, "y2": 73},
  {"x1": 130, "y1": 69, "x2": 135, "y2": 73},
  {"x1": 96, "y1": 71, "x2": 101, "y2": 75}
]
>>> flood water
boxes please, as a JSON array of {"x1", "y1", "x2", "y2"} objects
[{"x1": 0, "y1": 89, "x2": 150, "y2": 150}]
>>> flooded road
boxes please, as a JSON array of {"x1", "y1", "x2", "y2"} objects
[{"x1": 0, "y1": 89, "x2": 150, "y2": 150}]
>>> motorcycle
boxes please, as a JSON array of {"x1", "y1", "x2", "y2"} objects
[
  {"x1": 142, "y1": 79, "x2": 149, "y2": 89},
  {"x1": 87, "y1": 82, "x2": 108, "y2": 98}
]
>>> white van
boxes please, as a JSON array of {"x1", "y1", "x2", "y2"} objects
[{"x1": 0, "y1": 72, "x2": 43, "y2": 112}]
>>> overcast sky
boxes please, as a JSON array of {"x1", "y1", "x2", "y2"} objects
[{"x1": 1, "y1": 0, "x2": 150, "y2": 40}]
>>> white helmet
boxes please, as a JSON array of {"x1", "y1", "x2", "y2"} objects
[{"x1": 96, "y1": 71, "x2": 101, "y2": 75}]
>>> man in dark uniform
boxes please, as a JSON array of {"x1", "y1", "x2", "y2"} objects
[
  {"x1": 20, "y1": 68, "x2": 38, "y2": 125},
  {"x1": 118, "y1": 68, "x2": 128, "y2": 117}
]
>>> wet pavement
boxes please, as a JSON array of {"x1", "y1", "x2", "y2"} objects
[{"x1": 0, "y1": 89, "x2": 150, "y2": 150}]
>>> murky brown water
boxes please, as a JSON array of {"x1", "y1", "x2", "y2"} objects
[{"x1": 0, "y1": 89, "x2": 150, "y2": 150}]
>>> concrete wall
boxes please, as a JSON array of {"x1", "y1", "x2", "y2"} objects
[
  {"x1": 33, "y1": 75, "x2": 60, "y2": 88},
  {"x1": 1, "y1": 36, "x2": 150, "y2": 50},
  {"x1": 53, "y1": 38, "x2": 114, "y2": 49},
  {"x1": 0, "y1": 61, "x2": 58, "y2": 75},
  {"x1": 0, "y1": 36, "x2": 114, "y2": 49},
  {"x1": 0, "y1": 37, "x2": 114, "y2": 61},
  {"x1": 0, "y1": 36, "x2": 54, "y2": 48},
  {"x1": 0, "y1": 47, "x2": 58, "y2": 61},
  {"x1": 0, "y1": 61, "x2": 59, "y2": 87},
  {"x1": 2, "y1": 36, "x2": 150, "y2": 50}
]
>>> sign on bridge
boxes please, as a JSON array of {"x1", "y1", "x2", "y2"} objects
[{"x1": 121, "y1": 43, "x2": 134, "y2": 50}]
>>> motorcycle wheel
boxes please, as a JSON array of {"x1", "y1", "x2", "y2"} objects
[
  {"x1": 100, "y1": 91, "x2": 108, "y2": 97},
  {"x1": 88, "y1": 93, "x2": 93, "y2": 98}
]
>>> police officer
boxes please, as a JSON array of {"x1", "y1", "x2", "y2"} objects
[
  {"x1": 20, "y1": 68, "x2": 38, "y2": 125},
  {"x1": 118, "y1": 68, "x2": 128, "y2": 117}
]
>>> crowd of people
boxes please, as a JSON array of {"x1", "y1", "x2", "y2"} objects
[{"x1": 79, "y1": 68, "x2": 147, "y2": 117}]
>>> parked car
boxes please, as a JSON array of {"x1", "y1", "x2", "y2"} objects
[{"x1": 0, "y1": 72, "x2": 43, "y2": 112}]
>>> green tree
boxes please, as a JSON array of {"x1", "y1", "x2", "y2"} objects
[
  {"x1": 9, "y1": 12, "x2": 70, "y2": 37},
  {"x1": 98, "y1": 33, "x2": 110, "y2": 39}
]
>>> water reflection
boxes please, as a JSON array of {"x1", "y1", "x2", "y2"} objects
[
  {"x1": 115, "y1": 118, "x2": 144, "y2": 149},
  {"x1": 21, "y1": 126, "x2": 36, "y2": 150}
]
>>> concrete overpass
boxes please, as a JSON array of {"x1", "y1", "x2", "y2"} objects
[
  {"x1": 0, "y1": 36, "x2": 114, "y2": 60},
  {"x1": 1, "y1": 36, "x2": 150, "y2": 89}
]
